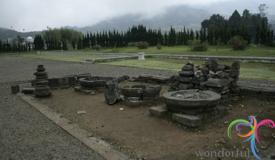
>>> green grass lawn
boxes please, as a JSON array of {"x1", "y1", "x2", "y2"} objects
[
  {"x1": 103, "y1": 59, "x2": 275, "y2": 81},
  {"x1": 101, "y1": 45, "x2": 275, "y2": 57}
]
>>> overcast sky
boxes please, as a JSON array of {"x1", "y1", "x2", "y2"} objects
[{"x1": 0, "y1": 0, "x2": 274, "y2": 31}]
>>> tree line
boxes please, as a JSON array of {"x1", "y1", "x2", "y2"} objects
[
  {"x1": 201, "y1": 9, "x2": 274, "y2": 46},
  {"x1": 77, "y1": 25, "x2": 198, "y2": 49},
  {"x1": 0, "y1": 36, "x2": 32, "y2": 52},
  {"x1": 0, "y1": 9, "x2": 274, "y2": 53}
]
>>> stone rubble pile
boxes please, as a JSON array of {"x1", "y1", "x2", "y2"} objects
[
  {"x1": 201, "y1": 59, "x2": 240, "y2": 98},
  {"x1": 170, "y1": 59, "x2": 240, "y2": 97}
]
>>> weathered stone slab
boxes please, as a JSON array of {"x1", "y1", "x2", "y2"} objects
[
  {"x1": 172, "y1": 113, "x2": 202, "y2": 127},
  {"x1": 22, "y1": 87, "x2": 35, "y2": 94},
  {"x1": 149, "y1": 105, "x2": 168, "y2": 117},
  {"x1": 104, "y1": 80, "x2": 120, "y2": 105},
  {"x1": 133, "y1": 74, "x2": 170, "y2": 84},
  {"x1": 76, "y1": 73, "x2": 91, "y2": 80},
  {"x1": 74, "y1": 86, "x2": 82, "y2": 92},
  {"x1": 202, "y1": 78, "x2": 231, "y2": 88}
]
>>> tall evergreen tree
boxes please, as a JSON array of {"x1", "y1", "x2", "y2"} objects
[{"x1": 34, "y1": 35, "x2": 44, "y2": 50}]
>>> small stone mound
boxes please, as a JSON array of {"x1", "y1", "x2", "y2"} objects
[{"x1": 34, "y1": 65, "x2": 51, "y2": 98}]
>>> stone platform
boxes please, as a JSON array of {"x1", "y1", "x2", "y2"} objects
[{"x1": 149, "y1": 105, "x2": 227, "y2": 128}]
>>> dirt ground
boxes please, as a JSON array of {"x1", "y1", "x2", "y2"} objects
[{"x1": 37, "y1": 87, "x2": 275, "y2": 160}]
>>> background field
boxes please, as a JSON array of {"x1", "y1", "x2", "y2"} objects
[
  {"x1": 103, "y1": 59, "x2": 275, "y2": 81},
  {"x1": 2, "y1": 45, "x2": 275, "y2": 81},
  {"x1": 101, "y1": 45, "x2": 275, "y2": 57}
]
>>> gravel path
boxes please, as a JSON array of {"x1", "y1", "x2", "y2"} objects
[
  {"x1": 0, "y1": 56, "x2": 173, "y2": 160},
  {"x1": 0, "y1": 84, "x2": 105, "y2": 160}
]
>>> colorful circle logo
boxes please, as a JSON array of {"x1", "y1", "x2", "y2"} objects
[{"x1": 227, "y1": 116, "x2": 275, "y2": 160}]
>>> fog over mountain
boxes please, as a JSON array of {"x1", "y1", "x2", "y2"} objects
[
  {"x1": 77, "y1": 5, "x2": 210, "y2": 33},
  {"x1": 0, "y1": 28, "x2": 38, "y2": 40},
  {"x1": 75, "y1": 2, "x2": 275, "y2": 33},
  {"x1": 204, "y1": 0, "x2": 275, "y2": 15},
  {"x1": 74, "y1": 0, "x2": 275, "y2": 33}
]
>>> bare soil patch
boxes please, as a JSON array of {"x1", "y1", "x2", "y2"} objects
[{"x1": 37, "y1": 88, "x2": 275, "y2": 160}]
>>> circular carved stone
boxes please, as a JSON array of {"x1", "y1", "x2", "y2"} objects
[{"x1": 163, "y1": 89, "x2": 221, "y2": 113}]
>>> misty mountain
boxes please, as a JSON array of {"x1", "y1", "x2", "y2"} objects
[
  {"x1": 78, "y1": 5, "x2": 210, "y2": 33},
  {"x1": 0, "y1": 27, "x2": 39, "y2": 40},
  {"x1": 77, "y1": 5, "x2": 275, "y2": 33},
  {"x1": 76, "y1": 3, "x2": 275, "y2": 33},
  {"x1": 1, "y1": 3, "x2": 274, "y2": 40}
]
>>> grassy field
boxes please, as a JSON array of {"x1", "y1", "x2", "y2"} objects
[
  {"x1": 2, "y1": 47, "x2": 274, "y2": 81},
  {"x1": 3, "y1": 45, "x2": 273, "y2": 63},
  {"x1": 102, "y1": 45, "x2": 275, "y2": 57},
  {"x1": 103, "y1": 59, "x2": 275, "y2": 81}
]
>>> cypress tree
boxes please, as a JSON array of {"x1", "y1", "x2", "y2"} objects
[{"x1": 34, "y1": 35, "x2": 44, "y2": 50}]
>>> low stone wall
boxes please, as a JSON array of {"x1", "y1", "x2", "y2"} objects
[
  {"x1": 146, "y1": 54, "x2": 275, "y2": 63},
  {"x1": 238, "y1": 81, "x2": 275, "y2": 95},
  {"x1": 88, "y1": 55, "x2": 138, "y2": 63},
  {"x1": 85, "y1": 53, "x2": 275, "y2": 64}
]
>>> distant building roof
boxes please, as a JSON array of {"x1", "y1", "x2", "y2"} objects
[{"x1": 26, "y1": 36, "x2": 34, "y2": 43}]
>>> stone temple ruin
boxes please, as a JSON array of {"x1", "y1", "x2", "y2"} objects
[
  {"x1": 148, "y1": 59, "x2": 241, "y2": 127},
  {"x1": 15, "y1": 59, "x2": 244, "y2": 128}
]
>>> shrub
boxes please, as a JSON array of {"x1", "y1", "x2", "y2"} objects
[
  {"x1": 156, "y1": 43, "x2": 162, "y2": 50},
  {"x1": 128, "y1": 42, "x2": 136, "y2": 47},
  {"x1": 189, "y1": 40, "x2": 208, "y2": 52},
  {"x1": 93, "y1": 44, "x2": 101, "y2": 51},
  {"x1": 228, "y1": 36, "x2": 248, "y2": 50},
  {"x1": 136, "y1": 41, "x2": 149, "y2": 49}
]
